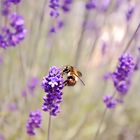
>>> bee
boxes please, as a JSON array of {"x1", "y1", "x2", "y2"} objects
[{"x1": 62, "y1": 65, "x2": 85, "y2": 86}]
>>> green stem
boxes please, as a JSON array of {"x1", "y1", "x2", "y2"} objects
[
  {"x1": 93, "y1": 91, "x2": 116, "y2": 140},
  {"x1": 93, "y1": 108, "x2": 107, "y2": 140},
  {"x1": 47, "y1": 114, "x2": 52, "y2": 140},
  {"x1": 123, "y1": 22, "x2": 140, "y2": 53}
]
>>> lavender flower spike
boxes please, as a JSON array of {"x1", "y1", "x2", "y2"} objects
[
  {"x1": 41, "y1": 66, "x2": 65, "y2": 116},
  {"x1": 112, "y1": 53, "x2": 135, "y2": 95},
  {"x1": 26, "y1": 110, "x2": 42, "y2": 136},
  {"x1": 9, "y1": 13, "x2": 27, "y2": 46},
  {"x1": 0, "y1": 13, "x2": 27, "y2": 48},
  {"x1": 49, "y1": 0, "x2": 60, "y2": 18},
  {"x1": 41, "y1": 67, "x2": 64, "y2": 140}
]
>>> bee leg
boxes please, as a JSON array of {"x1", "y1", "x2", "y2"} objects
[{"x1": 63, "y1": 80, "x2": 68, "y2": 86}]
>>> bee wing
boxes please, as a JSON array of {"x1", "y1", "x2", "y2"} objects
[
  {"x1": 77, "y1": 71, "x2": 82, "y2": 77},
  {"x1": 74, "y1": 73, "x2": 85, "y2": 86}
]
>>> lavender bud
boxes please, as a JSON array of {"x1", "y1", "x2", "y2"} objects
[
  {"x1": 85, "y1": 0, "x2": 96, "y2": 10},
  {"x1": 103, "y1": 95, "x2": 117, "y2": 109}
]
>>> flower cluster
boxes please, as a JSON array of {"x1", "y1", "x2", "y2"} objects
[
  {"x1": 1, "y1": 0, "x2": 21, "y2": 16},
  {"x1": 26, "y1": 110, "x2": 42, "y2": 136},
  {"x1": 103, "y1": 95, "x2": 124, "y2": 109},
  {"x1": 0, "y1": 0, "x2": 26, "y2": 49},
  {"x1": 9, "y1": 0, "x2": 21, "y2": 4},
  {"x1": 41, "y1": 66, "x2": 65, "y2": 116},
  {"x1": 49, "y1": 0, "x2": 73, "y2": 34},
  {"x1": 49, "y1": 21, "x2": 64, "y2": 33},
  {"x1": 112, "y1": 53, "x2": 135, "y2": 95},
  {"x1": 0, "y1": 14, "x2": 26, "y2": 48},
  {"x1": 103, "y1": 95, "x2": 117, "y2": 109},
  {"x1": 49, "y1": 0, "x2": 60, "y2": 18},
  {"x1": 1, "y1": 0, "x2": 11, "y2": 16},
  {"x1": 61, "y1": 0, "x2": 73, "y2": 12},
  {"x1": 104, "y1": 53, "x2": 135, "y2": 109},
  {"x1": 126, "y1": 6, "x2": 135, "y2": 21},
  {"x1": 85, "y1": 0, "x2": 96, "y2": 10},
  {"x1": 27, "y1": 76, "x2": 39, "y2": 94}
]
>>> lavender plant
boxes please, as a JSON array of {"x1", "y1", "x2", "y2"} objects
[{"x1": 41, "y1": 66, "x2": 65, "y2": 139}]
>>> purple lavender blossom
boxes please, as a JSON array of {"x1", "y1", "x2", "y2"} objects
[
  {"x1": 0, "y1": 13, "x2": 27, "y2": 48},
  {"x1": 1, "y1": 0, "x2": 21, "y2": 16},
  {"x1": 27, "y1": 77, "x2": 39, "y2": 93},
  {"x1": 26, "y1": 110, "x2": 42, "y2": 136},
  {"x1": 103, "y1": 95, "x2": 117, "y2": 109},
  {"x1": 41, "y1": 66, "x2": 65, "y2": 116},
  {"x1": 114, "y1": 80, "x2": 131, "y2": 95},
  {"x1": 126, "y1": 6, "x2": 134, "y2": 21},
  {"x1": 9, "y1": 0, "x2": 21, "y2": 4},
  {"x1": 9, "y1": 13, "x2": 27, "y2": 46},
  {"x1": 0, "y1": 35, "x2": 7, "y2": 49},
  {"x1": 112, "y1": 53, "x2": 135, "y2": 95},
  {"x1": 57, "y1": 21, "x2": 64, "y2": 29},
  {"x1": 10, "y1": 13, "x2": 25, "y2": 28},
  {"x1": 49, "y1": 0, "x2": 60, "y2": 18},
  {"x1": 0, "y1": 28, "x2": 11, "y2": 48},
  {"x1": 49, "y1": 21, "x2": 64, "y2": 34},
  {"x1": 49, "y1": 26, "x2": 56, "y2": 33},
  {"x1": 61, "y1": 0, "x2": 73, "y2": 12},
  {"x1": 49, "y1": 0, "x2": 68, "y2": 34},
  {"x1": 85, "y1": 0, "x2": 96, "y2": 10},
  {"x1": 1, "y1": 0, "x2": 11, "y2": 16}
]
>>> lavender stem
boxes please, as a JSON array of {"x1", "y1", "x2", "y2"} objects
[
  {"x1": 30, "y1": 0, "x2": 48, "y2": 67},
  {"x1": 47, "y1": 114, "x2": 52, "y2": 140},
  {"x1": 123, "y1": 22, "x2": 140, "y2": 53},
  {"x1": 93, "y1": 108, "x2": 107, "y2": 140},
  {"x1": 74, "y1": 9, "x2": 89, "y2": 67},
  {"x1": 94, "y1": 91, "x2": 116, "y2": 140}
]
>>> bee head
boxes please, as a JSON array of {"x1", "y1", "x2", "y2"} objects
[{"x1": 63, "y1": 66, "x2": 72, "y2": 74}]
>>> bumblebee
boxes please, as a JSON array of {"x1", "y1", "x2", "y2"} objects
[{"x1": 62, "y1": 65, "x2": 85, "y2": 86}]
